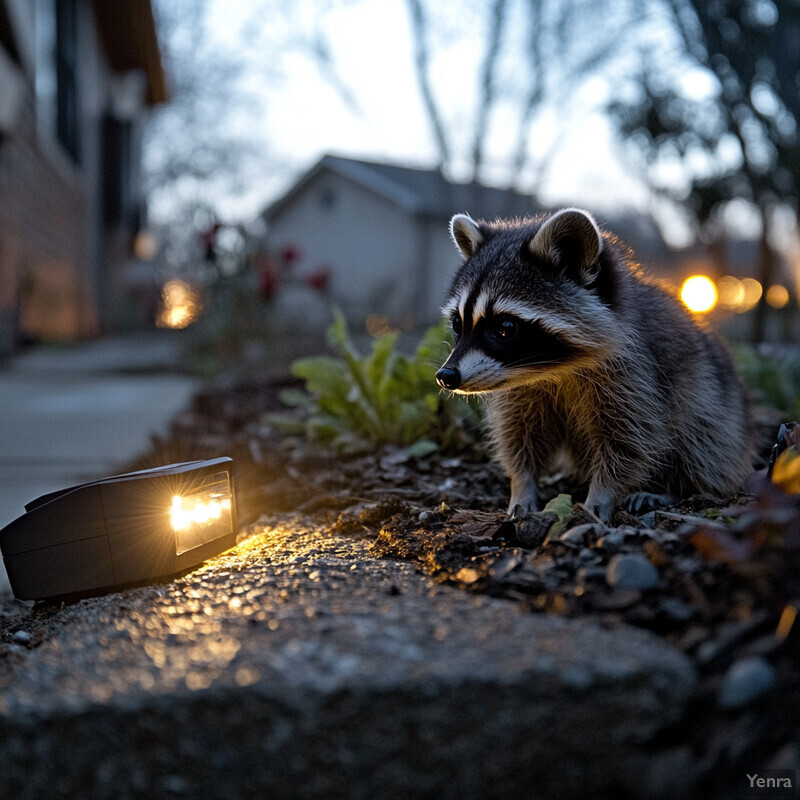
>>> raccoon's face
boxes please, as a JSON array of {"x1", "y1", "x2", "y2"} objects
[{"x1": 436, "y1": 208, "x2": 621, "y2": 394}]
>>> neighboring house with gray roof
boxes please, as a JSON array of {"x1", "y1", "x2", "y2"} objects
[
  {"x1": 262, "y1": 154, "x2": 796, "y2": 341},
  {"x1": 262, "y1": 154, "x2": 542, "y2": 327},
  {"x1": 261, "y1": 154, "x2": 696, "y2": 329}
]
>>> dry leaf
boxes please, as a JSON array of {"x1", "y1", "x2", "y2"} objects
[{"x1": 773, "y1": 449, "x2": 800, "y2": 494}]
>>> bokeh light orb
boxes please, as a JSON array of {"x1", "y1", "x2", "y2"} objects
[
  {"x1": 680, "y1": 275, "x2": 718, "y2": 313},
  {"x1": 766, "y1": 284, "x2": 790, "y2": 309}
]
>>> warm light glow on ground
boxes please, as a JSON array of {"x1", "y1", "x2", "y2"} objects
[
  {"x1": 680, "y1": 275, "x2": 718, "y2": 313},
  {"x1": 157, "y1": 280, "x2": 202, "y2": 329}
]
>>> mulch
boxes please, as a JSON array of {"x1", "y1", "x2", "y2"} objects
[{"x1": 125, "y1": 375, "x2": 800, "y2": 785}]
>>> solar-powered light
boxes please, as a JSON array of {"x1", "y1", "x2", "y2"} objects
[{"x1": 0, "y1": 458, "x2": 237, "y2": 601}]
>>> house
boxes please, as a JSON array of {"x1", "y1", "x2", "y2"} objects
[
  {"x1": 263, "y1": 154, "x2": 799, "y2": 344},
  {"x1": 262, "y1": 155, "x2": 545, "y2": 328},
  {"x1": 0, "y1": 0, "x2": 166, "y2": 355},
  {"x1": 261, "y1": 154, "x2": 678, "y2": 329}
]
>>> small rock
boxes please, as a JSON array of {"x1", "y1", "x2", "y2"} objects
[
  {"x1": 515, "y1": 512, "x2": 558, "y2": 548},
  {"x1": 640, "y1": 511, "x2": 657, "y2": 528},
  {"x1": 575, "y1": 566, "x2": 607, "y2": 585},
  {"x1": 597, "y1": 531, "x2": 623, "y2": 552},
  {"x1": 454, "y1": 567, "x2": 481, "y2": 585},
  {"x1": 695, "y1": 639, "x2": 721, "y2": 666},
  {"x1": 590, "y1": 588, "x2": 642, "y2": 611},
  {"x1": 559, "y1": 527, "x2": 586, "y2": 545},
  {"x1": 379, "y1": 447, "x2": 411, "y2": 467},
  {"x1": 658, "y1": 598, "x2": 695, "y2": 622},
  {"x1": 489, "y1": 557, "x2": 522, "y2": 580},
  {"x1": 161, "y1": 775, "x2": 189, "y2": 794},
  {"x1": 606, "y1": 553, "x2": 659, "y2": 591},
  {"x1": 558, "y1": 522, "x2": 603, "y2": 546},
  {"x1": 718, "y1": 656, "x2": 776, "y2": 709},
  {"x1": 11, "y1": 630, "x2": 32, "y2": 645}
]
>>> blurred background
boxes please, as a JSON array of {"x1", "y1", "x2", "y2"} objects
[{"x1": 1, "y1": 0, "x2": 799, "y2": 365}]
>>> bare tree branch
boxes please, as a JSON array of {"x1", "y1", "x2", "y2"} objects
[
  {"x1": 510, "y1": 0, "x2": 547, "y2": 185},
  {"x1": 299, "y1": 25, "x2": 364, "y2": 116},
  {"x1": 405, "y1": 0, "x2": 451, "y2": 170},
  {"x1": 469, "y1": 0, "x2": 509, "y2": 182},
  {"x1": 511, "y1": 0, "x2": 623, "y2": 190}
]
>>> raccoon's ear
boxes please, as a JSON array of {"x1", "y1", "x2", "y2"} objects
[
  {"x1": 529, "y1": 208, "x2": 604, "y2": 285},
  {"x1": 449, "y1": 213, "x2": 483, "y2": 260}
]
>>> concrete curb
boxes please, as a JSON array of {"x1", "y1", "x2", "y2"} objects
[{"x1": 0, "y1": 519, "x2": 698, "y2": 799}]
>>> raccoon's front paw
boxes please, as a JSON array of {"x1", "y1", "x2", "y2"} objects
[
  {"x1": 507, "y1": 500, "x2": 539, "y2": 519},
  {"x1": 583, "y1": 485, "x2": 614, "y2": 523},
  {"x1": 624, "y1": 492, "x2": 674, "y2": 515},
  {"x1": 507, "y1": 477, "x2": 539, "y2": 519}
]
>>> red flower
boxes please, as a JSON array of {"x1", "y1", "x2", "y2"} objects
[
  {"x1": 259, "y1": 260, "x2": 279, "y2": 300},
  {"x1": 200, "y1": 222, "x2": 222, "y2": 262},
  {"x1": 304, "y1": 265, "x2": 332, "y2": 292},
  {"x1": 280, "y1": 245, "x2": 302, "y2": 265}
]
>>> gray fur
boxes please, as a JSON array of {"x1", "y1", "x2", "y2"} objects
[{"x1": 437, "y1": 209, "x2": 753, "y2": 521}]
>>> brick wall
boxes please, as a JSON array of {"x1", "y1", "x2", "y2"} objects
[{"x1": 0, "y1": 83, "x2": 98, "y2": 345}]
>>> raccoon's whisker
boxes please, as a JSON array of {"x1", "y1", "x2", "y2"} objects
[{"x1": 500, "y1": 355, "x2": 567, "y2": 371}]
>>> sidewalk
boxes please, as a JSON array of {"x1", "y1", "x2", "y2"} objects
[{"x1": 0, "y1": 332, "x2": 200, "y2": 595}]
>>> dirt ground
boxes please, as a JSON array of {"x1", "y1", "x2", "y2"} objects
[{"x1": 111, "y1": 375, "x2": 800, "y2": 781}]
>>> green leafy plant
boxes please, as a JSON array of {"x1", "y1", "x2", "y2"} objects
[
  {"x1": 269, "y1": 311, "x2": 481, "y2": 454},
  {"x1": 541, "y1": 493, "x2": 575, "y2": 542},
  {"x1": 735, "y1": 345, "x2": 800, "y2": 418}
]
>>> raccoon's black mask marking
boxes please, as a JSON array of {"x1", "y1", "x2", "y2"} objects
[{"x1": 451, "y1": 310, "x2": 573, "y2": 368}]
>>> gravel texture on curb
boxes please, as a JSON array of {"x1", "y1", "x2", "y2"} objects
[{"x1": 0, "y1": 520, "x2": 697, "y2": 800}]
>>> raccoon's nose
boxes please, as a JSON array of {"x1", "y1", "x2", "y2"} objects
[{"x1": 436, "y1": 366, "x2": 462, "y2": 390}]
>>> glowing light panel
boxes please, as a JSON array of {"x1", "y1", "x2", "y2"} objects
[
  {"x1": 0, "y1": 457, "x2": 237, "y2": 601},
  {"x1": 171, "y1": 472, "x2": 234, "y2": 555}
]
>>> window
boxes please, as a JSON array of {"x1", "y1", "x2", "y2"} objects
[
  {"x1": 102, "y1": 113, "x2": 137, "y2": 228},
  {"x1": 36, "y1": 0, "x2": 80, "y2": 164},
  {"x1": 318, "y1": 187, "x2": 337, "y2": 210},
  {"x1": 54, "y1": 0, "x2": 80, "y2": 163}
]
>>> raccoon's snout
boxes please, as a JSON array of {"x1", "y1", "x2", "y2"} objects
[{"x1": 436, "y1": 366, "x2": 462, "y2": 390}]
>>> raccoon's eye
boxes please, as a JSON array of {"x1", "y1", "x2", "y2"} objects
[
  {"x1": 451, "y1": 314, "x2": 463, "y2": 340},
  {"x1": 488, "y1": 316, "x2": 518, "y2": 342},
  {"x1": 499, "y1": 319, "x2": 517, "y2": 339}
]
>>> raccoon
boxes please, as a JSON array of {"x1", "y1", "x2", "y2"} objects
[{"x1": 435, "y1": 208, "x2": 753, "y2": 521}]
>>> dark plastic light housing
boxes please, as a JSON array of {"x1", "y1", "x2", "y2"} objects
[{"x1": 0, "y1": 458, "x2": 238, "y2": 601}]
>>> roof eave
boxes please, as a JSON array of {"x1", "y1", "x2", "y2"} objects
[{"x1": 91, "y1": 0, "x2": 168, "y2": 106}]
